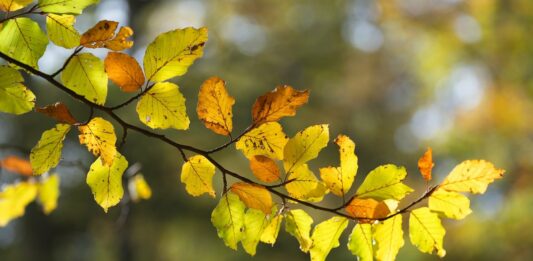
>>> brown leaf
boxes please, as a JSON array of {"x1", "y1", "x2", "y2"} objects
[
  {"x1": 36, "y1": 102, "x2": 77, "y2": 124},
  {"x1": 230, "y1": 182, "x2": 273, "y2": 214},
  {"x1": 104, "y1": 52, "x2": 145, "y2": 92},
  {"x1": 0, "y1": 156, "x2": 33, "y2": 176},
  {"x1": 196, "y1": 77, "x2": 235, "y2": 135},
  {"x1": 345, "y1": 198, "x2": 390, "y2": 223},
  {"x1": 249, "y1": 155, "x2": 280, "y2": 183},
  {"x1": 418, "y1": 147, "x2": 434, "y2": 182},
  {"x1": 252, "y1": 85, "x2": 309, "y2": 125},
  {"x1": 80, "y1": 20, "x2": 133, "y2": 51}
]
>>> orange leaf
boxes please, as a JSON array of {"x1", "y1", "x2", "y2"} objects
[
  {"x1": 196, "y1": 77, "x2": 235, "y2": 135},
  {"x1": 36, "y1": 102, "x2": 77, "y2": 124},
  {"x1": 345, "y1": 198, "x2": 390, "y2": 223},
  {"x1": 418, "y1": 147, "x2": 434, "y2": 182},
  {"x1": 249, "y1": 155, "x2": 280, "y2": 183},
  {"x1": 104, "y1": 52, "x2": 145, "y2": 92},
  {"x1": 0, "y1": 156, "x2": 33, "y2": 176},
  {"x1": 80, "y1": 20, "x2": 133, "y2": 51},
  {"x1": 252, "y1": 85, "x2": 309, "y2": 125},
  {"x1": 230, "y1": 182, "x2": 273, "y2": 214}
]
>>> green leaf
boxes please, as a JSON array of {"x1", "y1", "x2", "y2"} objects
[
  {"x1": 180, "y1": 155, "x2": 216, "y2": 198},
  {"x1": 409, "y1": 207, "x2": 446, "y2": 257},
  {"x1": 0, "y1": 66, "x2": 35, "y2": 115},
  {"x1": 235, "y1": 122, "x2": 288, "y2": 160},
  {"x1": 285, "y1": 209, "x2": 313, "y2": 252},
  {"x1": 260, "y1": 214, "x2": 283, "y2": 245},
  {"x1": 38, "y1": 0, "x2": 99, "y2": 14},
  {"x1": 356, "y1": 164, "x2": 413, "y2": 201},
  {"x1": 0, "y1": 18, "x2": 49, "y2": 68},
  {"x1": 347, "y1": 223, "x2": 374, "y2": 261},
  {"x1": 310, "y1": 216, "x2": 349, "y2": 261},
  {"x1": 285, "y1": 164, "x2": 328, "y2": 202},
  {"x1": 374, "y1": 215, "x2": 404, "y2": 261},
  {"x1": 283, "y1": 124, "x2": 329, "y2": 172},
  {"x1": 144, "y1": 27, "x2": 208, "y2": 82},
  {"x1": 429, "y1": 189, "x2": 472, "y2": 220},
  {"x1": 86, "y1": 153, "x2": 128, "y2": 213},
  {"x1": 136, "y1": 82, "x2": 189, "y2": 130},
  {"x1": 211, "y1": 192, "x2": 246, "y2": 250},
  {"x1": 61, "y1": 53, "x2": 107, "y2": 105},
  {"x1": 0, "y1": 0, "x2": 33, "y2": 12},
  {"x1": 46, "y1": 14, "x2": 81, "y2": 49},
  {"x1": 0, "y1": 181, "x2": 38, "y2": 227},
  {"x1": 30, "y1": 124, "x2": 71, "y2": 175},
  {"x1": 242, "y1": 208, "x2": 269, "y2": 256}
]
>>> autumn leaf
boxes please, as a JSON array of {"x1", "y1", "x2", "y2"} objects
[
  {"x1": 38, "y1": 0, "x2": 99, "y2": 14},
  {"x1": 128, "y1": 174, "x2": 152, "y2": 202},
  {"x1": 37, "y1": 174, "x2": 60, "y2": 214},
  {"x1": 105, "y1": 52, "x2": 145, "y2": 92},
  {"x1": 61, "y1": 53, "x2": 108, "y2": 105},
  {"x1": 285, "y1": 164, "x2": 328, "y2": 202},
  {"x1": 46, "y1": 14, "x2": 80, "y2": 49},
  {"x1": 0, "y1": 65, "x2": 35, "y2": 115},
  {"x1": 242, "y1": 208, "x2": 269, "y2": 256},
  {"x1": 429, "y1": 189, "x2": 472, "y2": 220},
  {"x1": 0, "y1": 156, "x2": 33, "y2": 176},
  {"x1": 236, "y1": 122, "x2": 288, "y2": 160},
  {"x1": 249, "y1": 155, "x2": 281, "y2": 183},
  {"x1": 418, "y1": 147, "x2": 434, "y2": 181},
  {"x1": 347, "y1": 223, "x2": 373, "y2": 261},
  {"x1": 0, "y1": 181, "x2": 38, "y2": 227},
  {"x1": 230, "y1": 182, "x2": 273, "y2": 214},
  {"x1": 260, "y1": 214, "x2": 283, "y2": 245},
  {"x1": 356, "y1": 164, "x2": 413, "y2": 201},
  {"x1": 211, "y1": 192, "x2": 246, "y2": 250},
  {"x1": 439, "y1": 160, "x2": 505, "y2": 194},
  {"x1": 0, "y1": 18, "x2": 48, "y2": 68},
  {"x1": 30, "y1": 124, "x2": 71, "y2": 175},
  {"x1": 86, "y1": 153, "x2": 128, "y2": 212},
  {"x1": 283, "y1": 124, "x2": 329, "y2": 172},
  {"x1": 136, "y1": 82, "x2": 189, "y2": 130},
  {"x1": 180, "y1": 155, "x2": 216, "y2": 198},
  {"x1": 78, "y1": 117, "x2": 117, "y2": 166},
  {"x1": 409, "y1": 207, "x2": 446, "y2": 257},
  {"x1": 0, "y1": 0, "x2": 33, "y2": 11},
  {"x1": 80, "y1": 20, "x2": 133, "y2": 51},
  {"x1": 320, "y1": 134, "x2": 358, "y2": 197},
  {"x1": 345, "y1": 198, "x2": 390, "y2": 222},
  {"x1": 285, "y1": 209, "x2": 313, "y2": 252},
  {"x1": 374, "y1": 214, "x2": 404, "y2": 261},
  {"x1": 36, "y1": 102, "x2": 77, "y2": 124},
  {"x1": 252, "y1": 85, "x2": 309, "y2": 125},
  {"x1": 197, "y1": 76, "x2": 235, "y2": 136},
  {"x1": 310, "y1": 216, "x2": 349, "y2": 261}
]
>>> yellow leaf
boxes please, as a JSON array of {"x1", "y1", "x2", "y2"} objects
[
  {"x1": 144, "y1": 27, "x2": 207, "y2": 82},
  {"x1": 418, "y1": 147, "x2": 434, "y2": 181},
  {"x1": 320, "y1": 134, "x2": 358, "y2": 197},
  {"x1": 30, "y1": 124, "x2": 71, "y2": 175},
  {"x1": 347, "y1": 223, "x2": 374, "y2": 261},
  {"x1": 285, "y1": 209, "x2": 313, "y2": 252},
  {"x1": 80, "y1": 20, "x2": 133, "y2": 51},
  {"x1": 356, "y1": 164, "x2": 413, "y2": 201},
  {"x1": 409, "y1": 207, "x2": 446, "y2": 257},
  {"x1": 128, "y1": 174, "x2": 152, "y2": 202},
  {"x1": 86, "y1": 153, "x2": 128, "y2": 212},
  {"x1": 136, "y1": 82, "x2": 189, "y2": 130},
  {"x1": 260, "y1": 214, "x2": 283, "y2": 245},
  {"x1": 345, "y1": 198, "x2": 390, "y2": 222},
  {"x1": 0, "y1": 65, "x2": 35, "y2": 115},
  {"x1": 104, "y1": 52, "x2": 145, "y2": 92},
  {"x1": 440, "y1": 160, "x2": 505, "y2": 194},
  {"x1": 283, "y1": 124, "x2": 329, "y2": 172},
  {"x1": 0, "y1": 155, "x2": 33, "y2": 176},
  {"x1": 0, "y1": 0, "x2": 33, "y2": 11},
  {"x1": 78, "y1": 117, "x2": 117, "y2": 166},
  {"x1": 61, "y1": 53, "x2": 108, "y2": 105},
  {"x1": 252, "y1": 85, "x2": 309, "y2": 125},
  {"x1": 0, "y1": 18, "x2": 49, "y2": 68},
  {"x1": 180, "y1": 155, "x2": 216, "y2": 198},
  {"x1": 374, "y1": 215, "x2": 404, "y2": 261},
  {"x1": 36, "y1": 102, "x2": 78, "y2": 124},
  {"x1": 38, "y1": 174, "x2": 60, "y2": 214},
  {"x1": 0, "y1": 182, "x2": 38, "y2": 227},
  {"x1": 242, "y1": 208, "x2": 269, "y2": 256},
  {"x1": 38, "y1": 0, "x2": 99, "y2": 14},
  {"x1": 197, "y1": 76, "x2": 235, "y2": 136},
  {"x1": 310, "y1": 216, "x2": 349, "y2": 261},
  {"x1": 285, "y1": 164, "x2": 328, "y2": 202},
  {"x1": 46, "y1": 14, "x2": 80, "y2": 49},
  {"x1": 429, "y1": 189, "x2": 472, "y2": 220},
  {"x1": 249, "y1": 155, "x2": 281, "y2": 183},
  {"x1": 211, "y1": 192, "x2": 246, "y2": 250},
  {"x1": 230, "y1": 182, "x2": 273, "y2": 214},
  {"x1": 236, "y1": 122, "x2": 288, "y2": 160}
]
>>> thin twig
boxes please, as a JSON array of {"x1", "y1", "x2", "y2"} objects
[
  {"x1": 206, "y1": 125, "x2": 254, "y2": 154},
  {"x1": 109, "y1": 83, "x2": 155, "y2": 110},
  {"x1": 51, "y1": 46, "x2": 84, "y2": 78},
  {"x1": 0, "y1": 4, "x2": 40, "y2": 24}
]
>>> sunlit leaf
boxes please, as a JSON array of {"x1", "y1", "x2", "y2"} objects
[
  {"x1": 80, "y1": 20, "x2": 133, "y2": 51},
  {"x1": 38, "y1": 174, "x2": 60, "y2": 214},
  {"x1": 440, "y1": 160, "x2": 505, "y2": 194},
  {"x1": 310, "y1": 216, "x2": 349, "y2": 261},
  {"x1": 144, "y1": 27, "x2": 207, "y2": 82},
  {"x1": 136, "y1": 82, "x2": 189, "y2": 130},
  {"x1": 36, "y1": 102, "x2": 77, "y2": 124},
  {"x1": 0, "y1": 0, "x2": 33, "y2": 12},
  {"x1": 285, "y1": 209, "x2": 313, "y2": 252},
  {"x1": 230, "y1": 182, "x2": 273, "y2": 214},
  {"x1": 356, "y1": 164, "x2": 413, "y2": 201},
  {"x1": 30, "y1": 123, "x2": 71, "y2": 175},
  {"x1": 260, "y1": 214, "x2": 283, "y2": 245},
  {"x1": 0, "y1": 18, "x2": 48, "y2": 68},
  {"x1": 429, "y1": 189, "x2": 472, "y2": 220},
  {"x1": 197, "y1": 76, "x2": 235, "y2": 136},
  {"x1": 374, "y1": 215, "x2": 404, "y2": 261},
  {"x1": 180, "y1": 155, "x2": 216, "y2": 198},
  {"x1": 61, "y1": 53, "x2": 107, "y2": 105},
  {"x1": 285, "y1": 164, "x2": 328, "y2": 202},
  {"x1": 104, "y1": 52, "x2": 145, "y2": 92},
  {"x1": 252, "y1": 85, "x2": 309, "y2": 125},
  {"x1": 46, "y1": 14, "x2": 80, "y2": 49},
  {"x1": 249, "y1": 155, "x2": 280, "y2": 183},
  {"x1": 128, "y1": 174, "x2": 152, "y2": 202},
  {"x1": 418, "y1": 147, "x2": 434, "y2": 182},
  {"x1": 347, "y1": 223, "x2": 373, "y2": 261},
  {"x1": 0, "y1": 66, "x2": 35, "y2": 115},
  {"x1": 236, "y1": 122, "x2": 288, "y2": 160},
  {"x1": 345, "y1": 198, "x2": 390, "y2": 222},
  {"x1": 409, "y1": 207, "x2": 446, "y2": 257},
  {"x1": 320, "y1": 134, "x2": 358, "y2": 197},
  {"x1": 242, "y1": 208, "x2": 269, "y2": 256},
  {"x1": 211, "y1": 192, "x2": 246, "y2": 250},
  {"x1": 0, "y1": 155, "x2": 32, "y2": 176},
  {"x1": 283, "y1": 124, "x2": 329, "y2": 172},
  {"x1": 86, "y1": 153, "x2": 127, "y2": 212},
  {"x1": 78, "y1": 117, "x2": 117, "y2": 166},
  {"x1": 0, "y1": 181, "x2": 38, "y2": 227},
  {"x1": 38, "y1": 0, "x2": 100, "y2": 15}
]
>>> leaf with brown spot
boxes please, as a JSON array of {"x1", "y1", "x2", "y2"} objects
[
  {"x1": 418, "y1": 147, "x2": 434, "y2": 182},
  {"x1": 252, "y1": 85, "x2": 309, "y2": 125},
  {"x1": 249, "y1": 155, "x2": 280, "y2": 183},
  {"x1": 78, "y1": 117, "x2": 117, "y2": 166},
  {"x1": 345, "y1": 198, "x2": 390, "y2": 223},
  {"x1": 0, "y1": 156, "x2": 32, "y2": 176},
  {"x1": 230, "y1": 182, "x2": 273, "y2": 214},
  {"x1": 197, "y1": 76, "x2": 235, "y2": 136},
  {"x1": 80, "y1": 20, "x2": 133, "y2": 51},
  {"x1": 36, "y1": 102, "x2": 77, "y2": 124},
  {"x1": 104, "y1": 52, "x2": 145, "y2": 92}
]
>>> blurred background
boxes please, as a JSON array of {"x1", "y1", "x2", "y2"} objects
[{"x1": 1, "y1": 0, "x2": 532, "y2": 260}]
